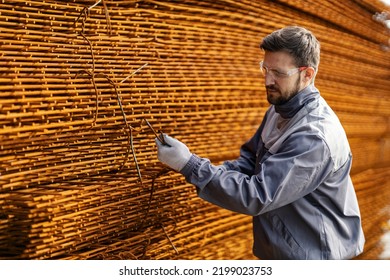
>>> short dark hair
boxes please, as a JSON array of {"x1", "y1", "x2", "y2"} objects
[{"x1": 260, "y1": 26, "x2": 320, "y2": 70}]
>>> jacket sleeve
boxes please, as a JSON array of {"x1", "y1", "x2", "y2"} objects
[{"x1": 180, "y1": 132, "x2": 334, "y2": 216}]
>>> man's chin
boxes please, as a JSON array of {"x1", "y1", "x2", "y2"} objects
[{"x1": 267, "y1": 91, "x2": 279, "y2": 105}]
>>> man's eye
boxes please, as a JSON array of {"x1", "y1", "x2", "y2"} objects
[{"x1": 272, "y1": 70, "x2": 286, "y2": 77}]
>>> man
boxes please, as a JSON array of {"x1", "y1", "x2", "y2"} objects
[{"x1": 155, "y1": 26, "x2": 365, "y2": 259}]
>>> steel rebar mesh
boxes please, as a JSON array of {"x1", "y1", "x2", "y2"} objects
[{"x1": 0, "y1": 0, "x2": 389, "y2": 259}]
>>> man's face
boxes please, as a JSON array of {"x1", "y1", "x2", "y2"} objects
[{"x1": 262, "y1": 51, "x2": 306, "y2": 106}]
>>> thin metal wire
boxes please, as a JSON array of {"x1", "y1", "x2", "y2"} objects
[
  {"x1": 88, "y1": 0, "x2": 102, "y2": 10},
  {"x1": 120, "y1": 63, "x2": 149, "y2": 84}
]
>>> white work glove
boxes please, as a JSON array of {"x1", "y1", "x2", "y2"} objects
[{"x1": 155, "y1": 134, "x2": 192, "y2": 172}]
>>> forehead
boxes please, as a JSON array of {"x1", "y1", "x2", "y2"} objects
[{"x1": 263, "y1": 51, "x2": 296, "y2": 68}]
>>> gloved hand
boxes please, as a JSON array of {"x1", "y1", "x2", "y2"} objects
[{"x1": 155, "y1": 134, "x2": 192, "y2": 172}]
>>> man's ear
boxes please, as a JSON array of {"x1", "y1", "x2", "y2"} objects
[{"x1": 304, "y1": 67, "x2": 316, "y2": 83}]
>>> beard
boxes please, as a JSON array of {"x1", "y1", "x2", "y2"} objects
[{"x1": 266, "y1": 76, "x2": 301, "y2": 106}]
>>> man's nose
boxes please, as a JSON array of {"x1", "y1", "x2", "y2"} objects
[{"x1": 265, "y1": 73, "x2": 275, "y2": 86}]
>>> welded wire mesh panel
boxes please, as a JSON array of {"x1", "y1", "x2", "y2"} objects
[{"x1": 0, "y1": 0, "x2": 389, "y2": 259}]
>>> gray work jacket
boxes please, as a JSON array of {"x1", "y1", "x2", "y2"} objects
[{"x1": 181, "y1": 84, "x2": 365, "y2": 259}]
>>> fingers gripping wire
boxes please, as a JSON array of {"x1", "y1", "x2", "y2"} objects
[{"x1": 144, "y1": 119, "x2": 171, "y2": 147}]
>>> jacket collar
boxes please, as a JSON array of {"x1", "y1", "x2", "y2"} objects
[{"x1": 274, "y1": 84, "x2": 319, "y2": 119}]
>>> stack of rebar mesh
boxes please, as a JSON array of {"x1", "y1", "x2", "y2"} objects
[{"x1": 0, "y1": 0, "x2": 389, "y2": 260}]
